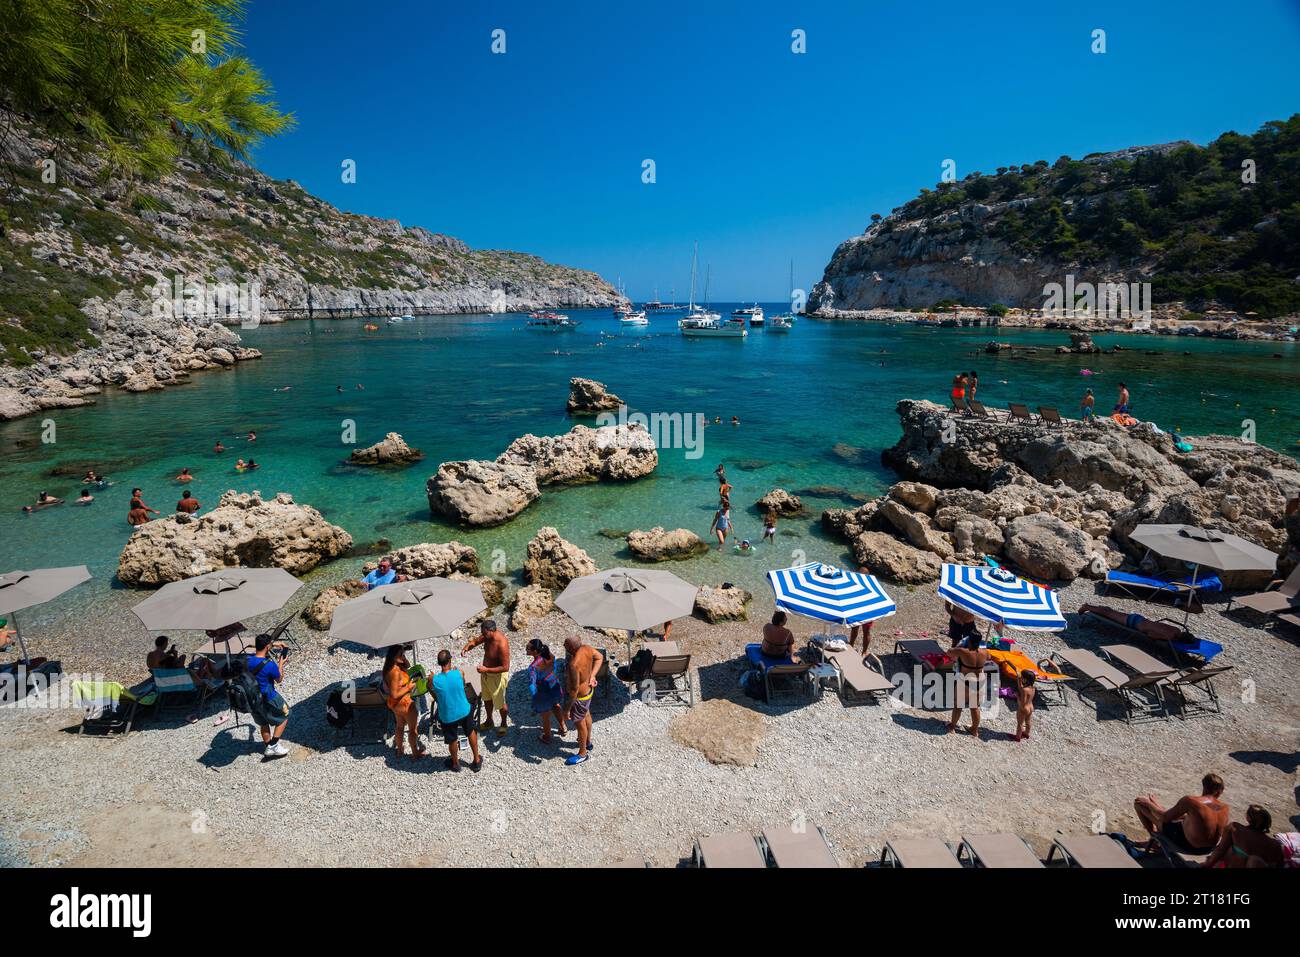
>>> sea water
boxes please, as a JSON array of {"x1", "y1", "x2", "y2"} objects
[{"x1": 2, "y1": 305, "x2": 1296, "y2": 633}]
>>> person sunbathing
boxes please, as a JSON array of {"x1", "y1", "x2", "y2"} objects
[
  {"x1": 1203, "y1": 805, "x2": 1284, "y2": 868},
  {"x1": 1079, "y1": 603, "x2": 1184, "y2": 642},
  {"x1": 1134, "y1": 773, "x2": 1229, "y2": 855}
]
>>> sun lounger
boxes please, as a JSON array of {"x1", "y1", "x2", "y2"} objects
[
  {"x1": 72, "y1": 679, "x2": 157, "y2": 737},
  {"x1": 1007, "y1": 402, "x2": 1034, "y2": 424},
  {"x1": 1049, "y1": 648, "x2": 1169, "y2": 722},
  {"x1": 1228, "y1": 564, "x2": 1300, "y2": 617},
  {"x1": 985, "y1": 648, "x2": 1073, "y2": 705},
  {"x1": 761, "y1": 827, "x2": 838, "y2": 868},
  {"x1": 637, "y1": 653, "x2": 694, "y2": 707},
  {"x1": 1151, "y1": 834, "x2": 1213, "y2": 868},
  {"x1": 1047, "y1": 834, "x2": 1141, "y2": 868},
  {"x1": 968, "y1": 399, "x2": 1001, "y2": 420},
  {"x1": 745, "y1": 643, "x2": 813, "y2": 701},
  {"x1": 692, "y1": 831, "x2": 767, "y2": 868},
  {"x1": 895, "y1": 638, "x2": 999, "y2": 676},
  {"x1": 1160, "y1": 664, "x2": 1233, "y2": 717},
  {"x1": 1080, "y1": 608, "x2": 1224, "y2": 665},
  {"x1": 880, "y1": 837, "x2": 962, "y2": 868},
  {"x1": 149, "y1": 667, "x2": 220, "y2": 717},
  {"x1": 820, "y1": 647, "x2": 894, "y2": 704},
  {"x1": 1277, "y1": 610, "x2": 1300, "y2": 633},
  {"x1": 1104, "y1": 570, "x2": 1222, "y2": 610},
  {"x1": 1038, "y1": 405, "x2": 1065, "y2": 426},
  {"x1": 1100, "y1": 643, "x2": 1180, "y2": 680},
  {"x1": 956, "y1": 833, "x2": 1044, "y2": 868}
]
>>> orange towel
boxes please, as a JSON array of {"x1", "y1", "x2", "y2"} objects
[{"x1": 987, "y1": 649, "x2": 1070, "y2": 684}]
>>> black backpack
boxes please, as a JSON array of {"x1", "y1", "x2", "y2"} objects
[
  {"x1": 226, "y1": 657, "x2": 272, "y2": 722},
  {"x1": 616, "y1": 648, "x2": 655, "y2": 684},
  {"x1": 325, "y1": 687, "x2": 353, "y2": 729}
]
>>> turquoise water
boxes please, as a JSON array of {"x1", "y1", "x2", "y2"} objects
[{"x1": 2, "y1": 306, "x2": 1298, "y2": 629}]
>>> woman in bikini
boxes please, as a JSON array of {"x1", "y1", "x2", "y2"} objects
[
  {"x1": 1203, "y1": 805, "x2": 1284, "y2": 868},
  {"x1": 382, "y1": 645, "x2": 426, "y2": 759},
  {"x1": 950, "y1": 371, "x2": 968, "y2": 412}
]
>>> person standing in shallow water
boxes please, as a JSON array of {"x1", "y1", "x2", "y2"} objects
[{"x1": 710, "y1": 505, "x2": 732, "y2": 549}]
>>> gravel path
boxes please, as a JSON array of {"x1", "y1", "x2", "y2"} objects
[{"x1": 1, "y1": 581, "x2": 1296, "y2": 867}]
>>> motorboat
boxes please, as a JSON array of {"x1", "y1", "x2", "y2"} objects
[
  {"x1": 767, "y1": 315, "x2": 793, "y2": 332},
  {"x1": 733, "y1": 304, "x2": 764, "y2": 326},
  {"x1": 619, "y1": 311, "x2": 648, "y2": 326},
  {"x1": 526, "y1": 313, "x2": 579, "y2": 330}
]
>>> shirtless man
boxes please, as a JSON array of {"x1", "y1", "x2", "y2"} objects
[
  {"x1": 1135, "y1": 773, "x2": 1229, "y2": 855},
  {"x1": 562, "y1": 636, "x2": 603, "y2": 766},
  {"x1": 462, "y1": 619, "x2": 511, "y2": 736},
  {"x1": 947, "y1": 633, "x2": 989, "y2": 740},
  {"x1": 1080, "y1": 603, "x2": 1185, "y2": 641},
  {"x1": 1115, "y1": 382, "x2": 1130, "y2": 414}
]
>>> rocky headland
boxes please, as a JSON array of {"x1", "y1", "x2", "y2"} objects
[{"x1": 823, "y1": 400, "x2": 1300, "y2": 587}]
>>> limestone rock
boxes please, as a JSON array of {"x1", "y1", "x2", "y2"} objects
[
  {"x1": 523, "y1": 527, "x2": 597, "y2": 589},
  {"x1": 627, "y1": 526, "x2": 708, "y2": 561},
  {"x1": 302, "y1": 580, "x2": 368, "y2": 630},
  {"x1": 426, "y1": 460, "x2": 540, "y2": 527},
  {"x1": 693, "y1": 585, "x2": 752, "y2": 622},
  {"x1": 1002, "y1": 513, "x2": 1096, "y2": 582},
  {"x1": 669, "y1": 699, "x2": 764, "y2": 766},
  {"x1": 117, "y1": 490, "x2": 353, "y2": 587},
  {"x1": 349, "y1": 432, "x2": 423, "y2": 466},
  {"x1": 851, "y1": 531, "x2": 943, "y2": 584},
  {"x1": 566, "y1": 377, "x2": 622, "y2": 414},
  {"x1": 879, "y1": 498, "x2": 954, "y2": 559},
  {"x1": 508, "y1": 584, "x2": 554, "y2": 631},
  {"x1": 497, "y1": 423, "x2": 657, "y2": 485},
  {"x1": 755, "y1": 488, "x2": 803, "y2": 516}
]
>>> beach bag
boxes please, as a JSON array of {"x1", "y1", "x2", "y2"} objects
[
  {"x1": 740, "y1": 669, "x2": 767, "y2": 702},
  {"x1": 616, "y1": 649, "x2": 655, "y2": 684},
  {"x1": 325, "y1": 687, "x2": 353, "y2": 729},
  {"x1": 1278, "y1": 832, "x2": 1300, "y2": 868}
]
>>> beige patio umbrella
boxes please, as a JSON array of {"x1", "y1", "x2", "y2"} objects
[
  {"x1": 555, "y1": 568, "x2": 698, "y2": 633},
  {"x1": 1129, "y1": 524, "x2": 1277, "y2": 623},
  {"x1": 0, "y1": 565, "x2": 91, "y2": 662},
  {"x1": 329, "y1": 577, "x2": 486, "y2": 650},
  {"x1": 131, "y1": 568, "x2": 303, "y2": 633}
]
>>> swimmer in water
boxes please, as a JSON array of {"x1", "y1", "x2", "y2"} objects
[
  {"x1": 176, "y1": 467, "x2": 194, "y2": 482},
  {"x1": 247, "y1": 431, "x2": 256, "y2": 442},
  {"x1": 77, "y1": 489, "x2": 94, "y2": 505},
  {"x1": 235, "y1": 458, "x2": 247, "y2": 471},
  {"x1": 214, "y1": 439, "x2": 226, "y2": 454},
  {"x1": 21, "y1": 491, "x2": 64, "y2": 512}
]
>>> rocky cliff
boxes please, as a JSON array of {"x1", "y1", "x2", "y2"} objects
[
  {"x1": 0, "y1": 108, "x2": 618, "y2": 417},
  {"x1": 810, "y1": 116, "x2": 1300, "y2": 321}
]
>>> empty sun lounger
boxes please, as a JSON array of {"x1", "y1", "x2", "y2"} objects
[
  {"x1": 880, "y1": 838, "x2": 962, "y2": 868},
  {"x1": 762, "y1": 827, "x2": 839, "y2": 868},
  {"x1": 1049, "y1": 648, "x2": 1169, "y2": 723},
  {"x1": 1047, "y1": 834, "x2": 1141, "y2": 868},
  {"x1": 957, "y1": 833, "x2": 1044, "y2": 868},
  {"x1": 1081, "y1": 608, "x2": 1224, "y2": 665},
  {"x1": 1160, "y1": 664, "x2": 1233, "y2": 717},
  {"x1": 968, "y1": 400, "x2": 1001, "y2": 420},
  {"x1": 1007, "y1": 402, "x2": 1034, "y2": 423},
  {"x1": 1104, "y1": 570, "x2": 1222, "y2": 609},
  {"x1": 72, "y1": 679, "x2": 157, "y2": 737},
  {"x1": 821, "y1": 647, "x2": 895, "y2": 704},
  {"x1": 693, "y1": 832, "x2": 767, "y2": 868},
  {"x1": 1228, "y1": 564, "x2": 1300, "y2": 617},
  {"x1": 637, "y1": 653, "x2": 695, "y2": 707},
  {"x1": 1038, "y1": 405, "x2": 1065, "y2": 426}
]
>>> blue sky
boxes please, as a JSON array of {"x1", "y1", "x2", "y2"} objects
[{"x1": 242, "y1": 0, "x2": 1300, "y2": 300}]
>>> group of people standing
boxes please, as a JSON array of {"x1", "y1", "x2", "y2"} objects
[{"x1": 379, "y1": 620, "x2": 604, "y2": 770}]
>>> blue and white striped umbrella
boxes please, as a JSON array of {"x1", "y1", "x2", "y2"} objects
[
  {"x1": 938, "y1": 563, "x2": 1066, "y2": 631},
  {"x1": 766, "y1": 562, "x2": 897, "y2": 625}
]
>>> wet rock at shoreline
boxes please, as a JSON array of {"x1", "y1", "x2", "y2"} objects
[
  {"x1": 755, "y1": 488, "x2": 803, "y2": 516},
  {"x1": 566, "y1": 377, "x2": 622, "y2": 415},
  {"x1": 302, "y1": 580, "x2": 368, "y2": 630},
  {"x1": 117, "y1": 490, "x2": 353, "y2": 587},
  {"x1": 349, "y1": 432, "x2": 424, "y2": 467},
  {"x1": 426, "y1": 460, "x2": 541, "y2": 527},
  {"x1": 627, "y1": 527, "x2": 708, "y2": 561}
]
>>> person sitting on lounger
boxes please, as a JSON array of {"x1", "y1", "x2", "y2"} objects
[
  {"x1": 146, "y1": 635, "x2": 219, "y2": 684},
  {"x1": 1203, "y1": 805, "x2": 1285, "y2": 868},
  {"x1": 1079, "y1": 603, "x2": 1184, "y2": 642},
  {"x1": 1134, "y1": 773, "x2": 1229, "y2": 856},
  {"x1": 761, "y1": 610, "x2": 797, "y2": 661}
]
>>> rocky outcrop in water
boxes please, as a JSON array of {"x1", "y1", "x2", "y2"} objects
[
  {"x1": 823, "y1": 400, "x2": 1300, "y2": 586},
  {"x1": 566, "y1": 377, "x2": 622, "y2": 415},
  {"x1": 755, "y1": 488, "x2": 803, "y2": 516},
  {"x1": 348, "y1": 432, "x2": 423, "y2": 466},
  {"x1": 117, "y1": 490, "x2": 353, "y2": 587},
  {"x1": 627, "y1": 527, "x2": 708, "y2": 561},
  {"x1": 427, "y1": 422, "x2": 657, "y2": 527}
]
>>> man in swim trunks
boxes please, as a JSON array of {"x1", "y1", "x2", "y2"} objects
[
  {"x1": 946, "y1": 632, "x2": 989, "y2": 740},
  {"x1": 563, "y1": 635, "x2": 603, "y2": 766},
  {"x1": 1115, "y1": 382, "x2": 1130, "y2": 413},
  {"x1": 462, "y1": 619, "x2": 510, "y2": 736},
  {"x1": 176, "y1": 489, "x2": 201, "y2": 515},
  {"x1": 1080, "y1": 388, "x2": 1095, "y2": 420},
  {"x1": 1079, "y1": 603, "x2": 1185, "y2": 642},
  {"x1": 1134, "y1": 773, "x2": 1229, "y2": 855},
  {"x1": 129, "y1": 488, "x2": 160, "y2": 520}
]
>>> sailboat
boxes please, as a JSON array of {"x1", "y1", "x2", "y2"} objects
[
  {"x1": 769, "y1": 259, "x2": 797, "y2": 330},
  {"x1": 680, "y1": 244, "x2": 744, "y2": 338}
]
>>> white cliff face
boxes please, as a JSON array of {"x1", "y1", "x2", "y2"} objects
[
  {"x1": 0, "y1": 109, "x2": 619, "y2": 418},
  {"x1": 809, "y1": 211, "x2": 1064, "y2": 313}
]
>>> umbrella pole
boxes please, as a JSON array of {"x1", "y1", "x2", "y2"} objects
[
  {"x1": 1183, "y1": 565, "x2": 1200, "y2": 628},
  {"x1": 11, "y1": 610, "x2": 30, "y2": 664}
]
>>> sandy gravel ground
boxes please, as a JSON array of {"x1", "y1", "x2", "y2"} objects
[{"x1": 1, "y1": 582, "x2": 1296, "y2": 868}]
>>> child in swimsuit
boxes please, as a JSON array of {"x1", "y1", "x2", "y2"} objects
[
  {"x1": 762, "y1": 510, "x2": 777, "y2": 545},
  {"x1": 710, "y1": 507, "x2": 731, "y2": 549},
  {"x1": 1014, "y1": 669, "x2": 1036, "y2": 741}
]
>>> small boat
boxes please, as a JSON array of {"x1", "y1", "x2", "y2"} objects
[
  {"x1": 733, "y1": 304, "x2": 764, "y2": 326},
  {"x1": 401, "y1": 314, "x2": 414, "y2": 321},
  {"x1": 388, "y1": 315, "x2": 402, "y2": 322},
  {"x1": 767, "y1": 315, "x2": 793, "y2": 332},
  {"x1": 526, "y1": 313, "x2": 579, "y2": 331},
  {"x1": 619, "y1": 311, "x2": 648, "y2": 326},
  {"x1": 680, "y1": 315, "x2": 747, "y2": 337}
]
